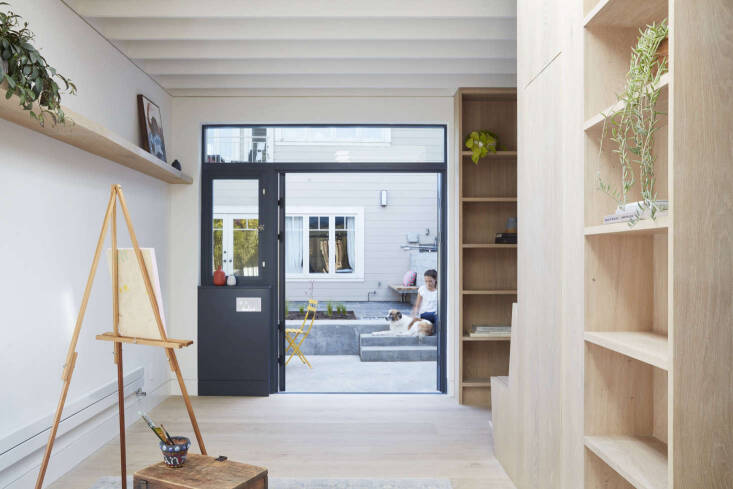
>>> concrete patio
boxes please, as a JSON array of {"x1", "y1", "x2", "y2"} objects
[{"x1": 285, "y1": 355, "x2": 438, "y2": 393}]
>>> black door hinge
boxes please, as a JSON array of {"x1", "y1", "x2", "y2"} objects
[
  {"x1": 277, "y1": 198, "x2": 283, "y2": 207},
  {"x1": 277, "y1": 232, "x2": 282, "y2": 241},
  {"x1": 278, "y1": 355, "x2": 285, "y2": 365}
]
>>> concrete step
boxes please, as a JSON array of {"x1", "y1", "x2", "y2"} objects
[
  {"x1": 360, "y1": 345, "x2": 437, "y2": 362},
  {"x1": 359, "y1": 333, "x2": 438, "y2": 347}
]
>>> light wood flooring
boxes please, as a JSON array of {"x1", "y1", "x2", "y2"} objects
[{"x1": 48, "y1": 394, "x2": 515, "y2": 489}]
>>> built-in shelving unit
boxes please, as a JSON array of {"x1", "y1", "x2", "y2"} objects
[
  {"x1": 456, "y1": 87, "x2": 517, "y2": 407},
  {"x1": 583, "y1": 0, "x2": 672, "y2": 486},
  {"x1": 0, "y1": 88, "x2": 193, "y2": 184}
]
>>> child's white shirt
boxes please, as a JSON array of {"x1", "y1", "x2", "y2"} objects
[{"x1": 418, "y1": 285, "x2": 438, "y2": 314}]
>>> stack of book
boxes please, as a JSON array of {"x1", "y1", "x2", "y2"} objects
[
  {"x1": 495, "y1": 232, "x2": 517, "y2": 244},
  {"x1": 469, "y1": 325, "x2": 511, "y2": 337},
  {"x1": 603, "y1": 200, "x2": 669, "y2": 224}
]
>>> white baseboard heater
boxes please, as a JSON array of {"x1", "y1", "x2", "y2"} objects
[{"x1": 0, "y1": 367, "x2": 144, "y2": 473}]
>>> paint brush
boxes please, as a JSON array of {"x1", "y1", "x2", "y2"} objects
[
  {"x1": 139, "y1": 411, "x2": 170, "y2": 444},
  {"x1": 160, "y1": 423, "x2": 174, "y2": 445}
]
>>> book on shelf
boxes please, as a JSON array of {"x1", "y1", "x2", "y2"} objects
[
  {"x1": 469, "y1": 325, "x2": 511, "y2": 337},
  {"x1": 603, "y1": 209, "x2": 668, "y2": 224},
  {"x1": 495, "y1": 232, "x2": 517, "y2": 244}
]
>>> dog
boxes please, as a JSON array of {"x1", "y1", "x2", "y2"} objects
[{"x1": 372, "y1": 309, "x2": 434, "y2": 337}]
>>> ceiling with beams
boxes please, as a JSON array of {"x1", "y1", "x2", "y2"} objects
[{"x1": 64, "y1": 0, "x2": 517, "y2": 96}]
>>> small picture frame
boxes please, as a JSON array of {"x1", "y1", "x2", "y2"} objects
[{"x1": 137, "y1": 94, "x2": 167, "y2": 162}]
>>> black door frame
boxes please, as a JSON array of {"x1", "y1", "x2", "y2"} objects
[{"x1": 200, "y1": 124, "x2": 449, "y2": 395}]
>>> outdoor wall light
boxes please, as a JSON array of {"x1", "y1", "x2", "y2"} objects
[{"x1": 379, "y1": 190, "x2": 389, "y2": 207}]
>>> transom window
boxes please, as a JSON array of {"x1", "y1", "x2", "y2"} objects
[{"x1": 285, "y1": 208, "x2": 364, "y2": 280}]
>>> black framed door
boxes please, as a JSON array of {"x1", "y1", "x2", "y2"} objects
[
  {"x1": 198, "y1": 167, "x2": 278, "y2": 396},
  {"x1": 199, "y1": 124, "x2": 449, "y2": 395}
]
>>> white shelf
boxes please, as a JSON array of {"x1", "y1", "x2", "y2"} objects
[
  {"x1": 0, "y1": 88, "x2": 192, "y2": 184},
  {"x1": 585, "y1": 331, "x2": 668, "y2": 370},
  {"x1": 584, "y1": 73, "x2": 669, "y2": 133},
  {"x1": 584, "y1": 0, "x2": 668, "y2": 28},
  {"x1": 584, "y1": 214, "x2": 670, "y2": 236},
  {"x1": 585, "y1": 435, "x2": 668, "y2": 489}
]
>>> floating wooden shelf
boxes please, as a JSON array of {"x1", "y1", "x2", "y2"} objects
[
  {"x1": 584, "y1": 0, "x2": 668, "y2": 28},
  {"x1": 585, "y1": 331, "x2": 668, "y2": 370},
  {"x1": 0, "y1": 88, "x2": 193, "y2": 184},
  {"x1": 96, "y1": 332, "x2": 193, "y2": 349},
  {"x1": 462, "y1": 244, "x2": 517, "y2": 249},
  {"x1": 584, "y1": 214, "x2": 670, "y2": 236},
  {"x1": 462, "y1": 334, "x2": 511, "y2": 342},
  {"x1": 461, "y1": 150, "x2": 517, "y2": 158},
  {"x1": 585, "y1": 436, "x2": 668, "y2": 489},
  {"x1": 584, "y1": 73, "x2": 669, "y2": 132},
  {"x1": 462, "y1": 290, "x2": 518, "y2": 295},
  {"x1": 461, "y1": 378, "x2": 492, "y2": 387},
  {"x1": 461, "y1": 197, "x2": 517, "y2": 203}
]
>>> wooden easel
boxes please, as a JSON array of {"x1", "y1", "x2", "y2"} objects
[{"x1": 34, "y1": 184, "x2": 206, "y2": 489}]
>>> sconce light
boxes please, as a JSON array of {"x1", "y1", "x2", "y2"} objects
[{"x1": 379, "y1": 190, "x2": 389, "y2": 207}]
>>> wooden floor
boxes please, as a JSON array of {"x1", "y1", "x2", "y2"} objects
[{"x1": 48, "y1": 394, "x2": 515, "y2": 489}]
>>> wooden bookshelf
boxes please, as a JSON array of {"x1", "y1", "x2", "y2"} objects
[
  {"x1": 456, "y1": 87, "x2": 517, "y2": 407},
  {"x1": 583, "y1": 0, "x2": 672, "y2": 485},
  {"x1": 0, "y1": 87, "x2": 193, "y2": 184}
]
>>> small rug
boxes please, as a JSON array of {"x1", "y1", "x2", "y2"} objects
[{"x1": 92, "y1": 476, "x2": 452, "y2": 489}]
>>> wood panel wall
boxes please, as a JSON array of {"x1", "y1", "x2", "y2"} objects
[
  {"x1": 491, "y1": 1, "x2": 585, "y2": 488},
  {"x1": 672, "y1": 1, "x2": 733, "y2": 487}
]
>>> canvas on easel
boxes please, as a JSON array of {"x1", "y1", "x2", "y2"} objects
[
  {"x1": 107, "y1": 248, "x2": 166, "y2": 339},
  {"x1": 34, "y1": 185, "x2": 206, "y2": 489}
]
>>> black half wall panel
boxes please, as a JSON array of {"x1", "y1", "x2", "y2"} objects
[{"x1": 198, "y1": 286, "x2": 272, "y2": 396}]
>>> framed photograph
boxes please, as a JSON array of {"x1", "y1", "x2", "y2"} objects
[{"x1": 137, "y1": 94, "x2": 167, "y2": 162}]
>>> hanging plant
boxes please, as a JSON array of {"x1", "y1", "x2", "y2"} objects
[
  {"x1": 598, "y1": 19, "x2": 669, "y2": 224},
  {"x1": 0, "y1": 2, "x2": 76, "y2": 126},
  {"x1": 465, "y1": 130, "x2": 497, "y2": 164}
]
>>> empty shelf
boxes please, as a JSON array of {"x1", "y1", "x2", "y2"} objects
[
  {"x1": 585, "y1": 331, "x2": 668, "y2": 370},
  {"x1": 585, "y1": 435, "x2": 667, "y2": 489}
]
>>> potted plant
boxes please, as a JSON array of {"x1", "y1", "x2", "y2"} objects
[
  {"x1": 465, "y1": 130, "x2": 498, "y2": 164},
  {"x1": 598, "y1": 19, "x2": 669, "y2": 224},
  {"x1": 0, "y1": 2, "x2": 76, "y2": 126}
]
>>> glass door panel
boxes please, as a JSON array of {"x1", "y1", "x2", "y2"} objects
[{"x1": 213, "y1": 179, "x2": 260, "y2": 279}]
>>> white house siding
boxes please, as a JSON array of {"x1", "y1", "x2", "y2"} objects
[
  {"x1": 285, "y1": 173, "x2": 438, "y2": 302},
  {"x1": 272, "y1": 127, "x2": 444, "y2": 163}
]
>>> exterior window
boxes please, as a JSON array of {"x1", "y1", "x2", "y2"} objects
[
  {"x1": 285, "y1": 208, "x2": 364, "y2": 280},
  {"x1": 309, "y1": 216, "x2": 330, "y2": 274}
]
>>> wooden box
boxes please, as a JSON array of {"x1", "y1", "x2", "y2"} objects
[{"x1": 133, "y1": 455, "x2": 267, "y2": 489}]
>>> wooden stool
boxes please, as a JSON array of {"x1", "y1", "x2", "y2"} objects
[{"x1": 133, "y1": 455, "x2": 267, "y2": 489}]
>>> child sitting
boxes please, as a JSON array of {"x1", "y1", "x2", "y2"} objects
[{"x1": 410, "y1": 269, "x2": 438, "y2": 331}]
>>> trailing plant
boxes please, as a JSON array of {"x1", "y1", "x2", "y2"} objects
[
  {"x1": 0, "y1": 2, "x2": 76, "y2": 126},
  {"x1": 598, "y1": 20, "x2": 668, "y2": 224},
  {"x1": 298, "y1": 305, "x2": 305, "y2": 314},
  {"x1": 464, "y1": 130, "x2": 497, "y2": 164},
  {"x1": 336, "y1": 303, "x2": 346, "y2": 315},
  {"x1": 326, "y1": 301, "x2": 333, "y2": 317}
]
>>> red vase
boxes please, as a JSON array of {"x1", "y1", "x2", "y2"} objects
[{"x1": 213, "y1": 266, "x2": 226, "y2": 286}]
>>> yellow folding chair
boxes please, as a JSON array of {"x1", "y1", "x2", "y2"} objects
[{"x1": 285, "y1": 299, "x2": 318, "y2": 368}]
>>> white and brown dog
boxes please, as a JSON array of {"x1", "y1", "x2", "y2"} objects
[{"x1": 373, "y1": 309, "x2": 434, "y2": 337}]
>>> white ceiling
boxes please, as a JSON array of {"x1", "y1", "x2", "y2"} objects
[{"x1": 64, "y1": 0, "x2": 517, "y2": 95}]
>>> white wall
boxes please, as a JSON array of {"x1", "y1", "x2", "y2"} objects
[
  {"x1": 0, "y1": 1, "x2": 173, "y2": 487},
  {"x1": 169, "y1": 95, "x2": 457, "y2": 395}
]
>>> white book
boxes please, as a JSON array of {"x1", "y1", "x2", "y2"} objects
[
  {"x1": 616, "y1": 200, "x2": 669, "y2": 214},
  {"x1": 604, "y1": 209, "x2": 668, "y2": 224}
]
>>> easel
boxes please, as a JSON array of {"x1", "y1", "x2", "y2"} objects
[{"x1": 34, "y1": 184, "x2": 206, "y2": 489}]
